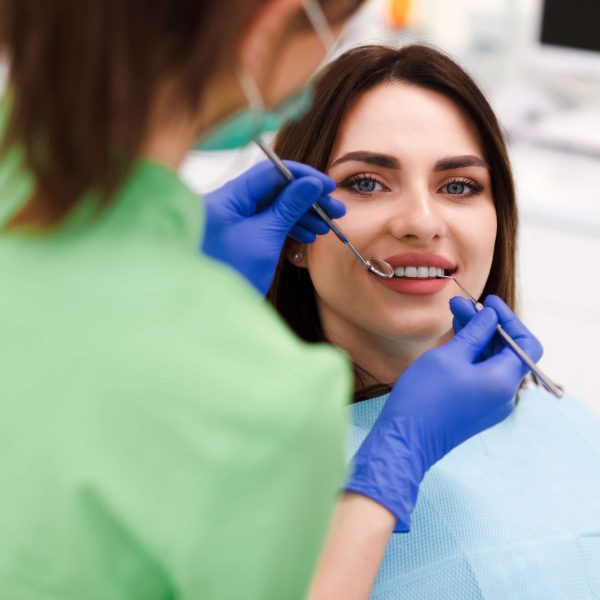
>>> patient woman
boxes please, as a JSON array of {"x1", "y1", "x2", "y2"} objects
[{"x1": 268, "y1": 45, "x2": 600, "y2": 600}]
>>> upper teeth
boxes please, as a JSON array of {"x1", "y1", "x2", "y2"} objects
[{"x1": 394, "y1": 266, "x2": 446, "y2": 278}]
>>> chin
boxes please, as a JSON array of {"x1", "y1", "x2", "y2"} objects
[{"x1": 381, "y1": 313, "x2": 453, "y2": 344}]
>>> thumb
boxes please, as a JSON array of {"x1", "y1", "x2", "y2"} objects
[
  {"x1": 268, "y1": 176, "x2": 324, "y2": 231},
  {"x1": 449, "y1": 296, "x2": 478, "y2": 334},
  {"x1": 447, "y1": 306, "x2": 499, "y2": 361}
]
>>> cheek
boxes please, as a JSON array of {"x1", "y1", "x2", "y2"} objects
[
  {"x1": 304, "y1": 208, "x2": 382, "y2": 323},
  {"x1": 454, "y1": 202, "x2": 498, "y2": 293},
  {"x1": 479, "y1": 205, "x2": 498, "y2": 268},
  {"x1": 305, "y1": 212, "x2": 365, "y2": 290},
  {"x1": 304, "y1": 233, "x2": 361, "y2": 337},
  {"x1": 305, "y1": 235, "x2": 336, "y2": 282}
]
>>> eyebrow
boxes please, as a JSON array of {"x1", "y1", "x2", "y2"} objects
[
  {"x1": 434, "y1": 155, "x2": 488, "y2": 171},
  {"x1": 330, "y1": 151, "x2": 400, "y2": 170},
  {"x1": 330, "y1": 151, "x2": 488, "y2": 172}
]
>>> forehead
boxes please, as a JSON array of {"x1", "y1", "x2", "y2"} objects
[{"x1": 331, "y1": 82, "x2": 483, "y2": 163}]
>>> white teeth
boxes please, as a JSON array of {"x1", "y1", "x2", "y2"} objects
[{"x1": 393, "y1": 266, "x2": 451, "y2": 279}]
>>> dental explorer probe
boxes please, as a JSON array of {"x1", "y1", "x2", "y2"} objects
[
  {"x1": 443, "y1": 275, "x2": 563, "y2": 399},
  {"x1": 255, "y1": 139, "x2": 395, "y2": 279}
]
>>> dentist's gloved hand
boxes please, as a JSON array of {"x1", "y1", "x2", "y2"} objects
[
  {"x1": 450, "y1": 295, "x2": 541, "y2": 360},
  {"x1": 202, "y1": 160, "x2": 346, "y2": 295},
  {"x1": 345, "y1": 296, "x2": 543, "y2": 532}
]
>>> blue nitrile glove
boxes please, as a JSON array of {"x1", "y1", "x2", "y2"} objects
[
  {"x1": 450, "y1": 295, "x2": 542, "y2": 360},
  {"x1": 202, "y1": 160, "x2": 346, "y2": 295},
  {"x1": 345, "y1": 296, "x2": 543, "y2": 532}
]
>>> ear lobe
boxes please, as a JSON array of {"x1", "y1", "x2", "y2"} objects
[{"x1": 286, "y1": 242, "x2": 307, "y2": 268}]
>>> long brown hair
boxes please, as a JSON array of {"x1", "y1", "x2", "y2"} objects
[
  {"x1": 0, "y1": 0, "x2": 364, "y2": 229},
  {"x1": 268, "y1": 44, "x2": 518, "y2": 395}
]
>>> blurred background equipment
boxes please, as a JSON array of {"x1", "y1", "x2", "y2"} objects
[
  {"x1": 388, "y1": 0, "x2": 412, "y2": 28},
  {"x1": 537, "y1": 0, "x2": 600, "y2": 74},
  {"x1": 519, "y1": 0, "x2": 600, "y2": 155}
]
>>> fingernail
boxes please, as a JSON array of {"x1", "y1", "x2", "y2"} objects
[{"x1": 322, "y1": 176, "x2": 336, "y2": 193}]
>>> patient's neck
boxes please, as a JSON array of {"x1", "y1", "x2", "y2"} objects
[{"x1": 321, "y1": 309, "x2": 451, "y2": 391}]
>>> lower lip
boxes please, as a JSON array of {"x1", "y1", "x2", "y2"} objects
[{"x1": 373, "y1": 275, "x2": 451, "y2": 296}]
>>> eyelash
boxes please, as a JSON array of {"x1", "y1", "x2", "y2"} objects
[
  {"x1": 338, "y1": 173, "x2": 387, "y2": 197},
  {"x1": 440, "y1": 177, "x2": 484, "y2": 198},
  {"x1": 338, "y1": 174, "x2": 484, "y2": 198}
]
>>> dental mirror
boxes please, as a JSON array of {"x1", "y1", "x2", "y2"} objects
[
  {"x1": 256, "y1": 139, "x2": 395, "y2": 279},
  {"x1": 366, "y1": 257, "x2": 395, "y2": 278}
]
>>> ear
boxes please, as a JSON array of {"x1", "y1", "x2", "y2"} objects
[
  {"x1": 237, "y1": 0, "x2": 305, "y2": 77},
  {"x1": 285, "y1": 241, "x2": 308, "y2": 268}
]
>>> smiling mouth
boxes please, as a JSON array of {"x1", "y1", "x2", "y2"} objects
[{"x1": 393, "y1": 266, "x2": 457, "y2": 279}]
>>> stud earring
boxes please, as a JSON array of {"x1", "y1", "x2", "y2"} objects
[{"x1": 293, "y1": 251, "x2": 303, "y2": 262}]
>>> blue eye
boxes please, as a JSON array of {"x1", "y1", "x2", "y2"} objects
[
  {"x1": 356, "y1": 179, "x2": 377, "y2": 193},
  {"x1": 440, "y1": 178, "x2": 483, "y2": 197},
  {"x1": 447, "y1": 182, "x2": 466, "y2": 195},
  {"x1": 339, "y1": 174, "x2": 386, "y2": 196}
]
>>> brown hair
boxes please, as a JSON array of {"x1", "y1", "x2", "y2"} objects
[
  {"x1": 268, "y1": 44, "x2": 518, "y2": 396},
  {"x1": 0, "y1": 0, "x2": 363, "y2": 228}
]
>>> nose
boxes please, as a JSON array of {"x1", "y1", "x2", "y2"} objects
[{"x1": 387, "y1": 185, "x2": 448, "y2": 245}]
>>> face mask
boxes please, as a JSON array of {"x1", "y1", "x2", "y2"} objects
[
  {"x1": 197, "y1": 80, "x2": 315, "y2": 151},
  {"x1": 197, "y1": 0, "x2": 336, "y2": 151}
]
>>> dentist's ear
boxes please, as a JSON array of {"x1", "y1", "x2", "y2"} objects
[{"x1": 237, "y1": 0, "x2": 306, "y2": 76}]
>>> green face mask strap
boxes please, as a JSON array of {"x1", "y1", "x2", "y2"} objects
[
  {"x1": 302, "y1": 0, "x2": 337, "y2": 54},
  {"x1": 237, "y1": 67, "x2": 268, "y2": 134},
  {"x1": 238, "y1": 68, "x2": 265, "y2": 115},
  {"x1": 194, "y1": 70, "x2": 266, "y2": 151},
  {"x1": 196, "y1": 0, "x2": 337, "y2": 151}
]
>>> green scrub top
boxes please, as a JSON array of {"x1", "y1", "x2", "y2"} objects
[{"x1": 0, "y1": 101, "x2": 351, "y2": 598}]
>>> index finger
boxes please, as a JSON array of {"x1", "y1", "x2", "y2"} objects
[
  {"x1": 484, "y1": 295, "x2": 543, "y2": 362},
  {"x1": 246, "y1": 160, "x2": 335, "y2": 210}
]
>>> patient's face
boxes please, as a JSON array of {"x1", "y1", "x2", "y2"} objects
[{"x1": 304, "y1": 83, "x2": 497, "y2": 354}]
